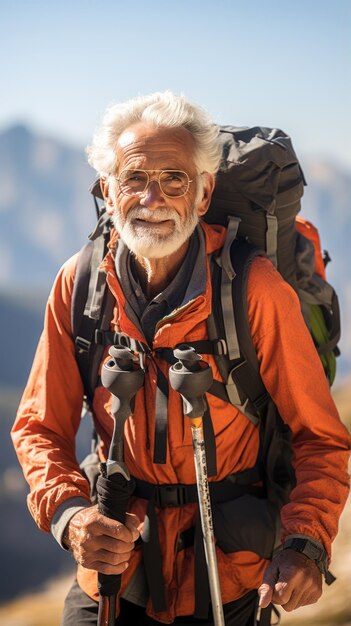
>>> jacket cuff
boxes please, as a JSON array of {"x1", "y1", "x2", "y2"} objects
[
  {"x1": 283, "y1": 533, "x2": 326, "y2": 555},
  {"x1": 51, "y1": 497, "x2": 91, "y2": 549}
]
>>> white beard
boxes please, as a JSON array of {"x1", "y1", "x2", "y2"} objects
[{"x1": 111, "y1": 204, "x2": 199, "y2": 259}]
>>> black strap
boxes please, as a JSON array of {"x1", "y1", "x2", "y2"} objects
[
  {"x1": 194, "y1": 513, "x2": 210, "y2": 619},
  {"x1": 140, "y1": 499, "x2": 167, "y2": 612},
  {"x1": 95, "y1": 337, "x2": 228, "y2": 360},
  {"x1": 329, "y1": 290, "x2": 341, "y2": 350},
  {"x1": 72, "y1": 241, "x2": 94, "y2": 338},
  {"x1": 72, "y1": 241, "x2": 96, "y2": 403},
  {"x1": 259, "y1": 604, "x2": 280, "y2": 626},
  {"x1": 133, "y1": 471, "x2": 264, "y2": 507},
  {"x1": 72, "y1": 226, "x2": 111, "y2": 404},
  {"x1": 153, "y1": 367, "x2": 169, "y2": 464},
  {"x1": 202, "y1": 405, "x2": 217, "y2": 477}
]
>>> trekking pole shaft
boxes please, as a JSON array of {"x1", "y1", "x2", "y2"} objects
[
  {"x1": 98, "y1": 594, "x2": 116, "y2": 626},
  {"x1": 190, "y1": 417, "x2": 225, "y2": 626}
]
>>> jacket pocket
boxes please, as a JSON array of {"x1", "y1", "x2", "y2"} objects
[{"x1": 213, "y1": 494, "x2": 279, "y2": 559}]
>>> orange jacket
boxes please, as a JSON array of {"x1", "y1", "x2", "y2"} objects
[{"x1": 12, "y1": 221, "x2": 350, "y2": 623}]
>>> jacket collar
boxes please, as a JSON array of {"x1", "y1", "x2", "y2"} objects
[{"x1": 100, "y1": 220, "x2": 227, "y2": 346}]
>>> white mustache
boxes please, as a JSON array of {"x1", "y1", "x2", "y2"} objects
[{"x1": 126, "y1": 206, "x2": 180, "y2": 224}]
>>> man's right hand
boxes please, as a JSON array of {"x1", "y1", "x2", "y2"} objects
[{"x1": 63, "y1": 505, "x2": 140, "y2": 574}]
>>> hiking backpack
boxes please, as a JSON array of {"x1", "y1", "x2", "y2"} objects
[
  {"x1": 73, "y1": 125, "x2": 340, "y2": 619},
  {"x1": 74, "y1": 125, "x2": 340, "y2": 407}
]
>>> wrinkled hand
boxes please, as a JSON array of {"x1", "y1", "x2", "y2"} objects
[
  {"x1": 64, "y1": 505, "x2": 140, "y2": 574},
  {"x1": 258, "y1": 548, "x2": 322, "y2": 612}
]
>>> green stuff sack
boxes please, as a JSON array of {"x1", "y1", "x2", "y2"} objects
[
  {"x1": 309, "y1": 304, "x2": 337, "y2": 386},
  {"x1": 295, "y1": 217, "x2": 340, "y2": 386}
]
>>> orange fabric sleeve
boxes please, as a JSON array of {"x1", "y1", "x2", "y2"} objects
[
  {"x1": 247, "y1": 256, "x2": 351, "y2": 557},
  {"x1": 11, "y1": 254, "x2": 91, "y2": 532}
]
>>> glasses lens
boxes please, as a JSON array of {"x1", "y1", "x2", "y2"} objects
[
  {"x1": 119, "y1": 170, "x2": 148, "y2": 195},
  {"x1": 117, "y1": 169, "x2": 190, "y2": 197},
  {"x1": 159, "y1": 171, "x2": 189, "y2": 197}
]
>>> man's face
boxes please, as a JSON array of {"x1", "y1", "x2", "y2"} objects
[{"x1": 101, "y1": 123, "x2": 213, "y2": 259}]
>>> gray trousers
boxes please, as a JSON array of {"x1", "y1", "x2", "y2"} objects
[{"x1": 61, "y1": 578, "x2": 259, "y2": 626}]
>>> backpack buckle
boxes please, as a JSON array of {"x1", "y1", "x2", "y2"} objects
[
  {"x1": 154, "y1": 485, "x2": 187, "y2": 508},
  {"x1": 215, "y1": 339, "x2": 228, "y2": 356},
  {"x1": 75, "y1": 336, "x2": 91, "y2": 354}
]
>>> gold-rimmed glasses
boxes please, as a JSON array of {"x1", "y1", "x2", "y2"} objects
[{"x1": 112, "y1": 169, "x2": 199, "y2": 198}]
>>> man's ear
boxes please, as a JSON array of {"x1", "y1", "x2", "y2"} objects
[
  {"x1": 100, "y1": 177, "x2": 114, "y2": 215},
  {"x1": 196, "y1": 173, "x2": 215, "y2": 217}
]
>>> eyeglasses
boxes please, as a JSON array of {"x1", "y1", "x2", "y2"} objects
[{"x1": 112, "y1": 169, "x2": 198, "y2": 198}]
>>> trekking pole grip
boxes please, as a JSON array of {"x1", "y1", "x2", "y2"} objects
[
  {"x1": 101, "y1": 345, "x2": 144, "y2": 464},
  {"x1": 169, "y1": 345, "x2": 213, "y2": 418}
]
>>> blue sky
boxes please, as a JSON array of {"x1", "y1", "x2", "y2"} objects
[{"x1": 1, "y1": 0, "x2": 350, "y2": 168}]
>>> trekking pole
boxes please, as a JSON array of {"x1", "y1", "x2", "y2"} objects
[
  {"x1": 169, "y1": 345, "x2": 225, "y2": 626},
  {"x1": 97, "y1": 345, "x2": 144, "y2": 626}
]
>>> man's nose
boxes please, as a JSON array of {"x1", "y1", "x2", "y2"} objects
[{"x1": 139, "y1": 180, "x2": 166, "y2": 209}]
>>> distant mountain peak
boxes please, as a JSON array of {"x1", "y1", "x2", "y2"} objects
[{"x1": 1, "y1": 122, "x2": 33, "y2": 142}]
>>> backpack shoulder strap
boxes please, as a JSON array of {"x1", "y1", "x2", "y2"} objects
[
  {"x1": 230, "y1": 238, "x2": 270, "y2": 417},
  {"x1": 210, "y1": 221, "x2": 269, "y2": 422},
  {"x1": 71, "y1": 240, "x2": 94, "y2": 341},
  {"x1": 219, "y1": 232, "x2": 296, "y2": 508},
  {"x1": 71, "y1": 212, "x2": 114, "y2": 405}
]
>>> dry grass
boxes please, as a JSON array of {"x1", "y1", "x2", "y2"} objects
[{"x1": 0, "y1": 577, "x2": 72, "y2": 626}]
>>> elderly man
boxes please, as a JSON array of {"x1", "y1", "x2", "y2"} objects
[{"x1": 12, "y1": 92, "x2": 350, "y2": 626}]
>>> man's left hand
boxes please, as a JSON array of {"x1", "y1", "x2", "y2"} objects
[{"x1": 258, "y1": 548, "x2": 323, "y2": 612}]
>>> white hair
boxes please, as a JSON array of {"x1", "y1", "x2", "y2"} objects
[{"x1": 87, "y1": 91, "x2": 222, "y2": 177}]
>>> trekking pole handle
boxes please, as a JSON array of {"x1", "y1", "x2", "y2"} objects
[
  {"x1": 169, "y1": 345, "x2": 213, "y2": 418},
  {"x1": 101, "y1": 346, "x2": 144, "y2": 463},
  {"x1": 102, "y1": 346, "x2": 144, "y2": 421}
]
